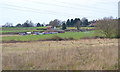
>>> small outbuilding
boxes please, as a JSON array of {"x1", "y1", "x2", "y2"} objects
[{"x1": 46, "y1": 26, "x2": 52, "y2": 29}]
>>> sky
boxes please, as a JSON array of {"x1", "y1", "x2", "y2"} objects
[{"x1": 0, "y1": 0, "x2": 119, "y2": 26}]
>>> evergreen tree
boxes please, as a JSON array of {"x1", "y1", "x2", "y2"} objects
[
  {"x1": 41, "y1": 24, "x2": 44, "y2": 27},
  {"x1": 16, "y1": 23, "x2": 22, "y2": 27},
  {"x1": 62, "y1": 23, "x2": 66, "y2": 30},
  {"x1": 22, "y1": 20, "x2": 30, "y2": 27},
  {"x1": 70, "y1": 19, "x2": 74, "y2": 27},
  {"x1": 36, "y1": 23, "x2": 41, "y2": 27},
  {"x1": 66, "y1": 19, "x2": 71, "y2": 27}
]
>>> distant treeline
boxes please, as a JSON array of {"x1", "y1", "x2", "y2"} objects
[
  {"x1": 2, "y1": 17, "x2": 96, "y2": 28},
  {"x1": 2, "y1": 20, "x2": 44, "y2": 27}
]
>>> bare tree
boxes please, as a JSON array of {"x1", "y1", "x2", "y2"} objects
[
  {"x1": 3, "y1": 22, "x2": 13, "y2": 27},
  {"x1": 75, "y1": 21, "x2": 81, "y2": 30},
  {"x1": 49, "y1": 19, "x2": 61, "y2": 27},
  {"x1": 22, "y1": 20, "x2": 34, "y2": 27},
  {"x1": 95, "y1": 17, "x2": 118, "y2": 38},
  {"x1": 29, "y1": 21, "x2": 34, "y2": 27}
]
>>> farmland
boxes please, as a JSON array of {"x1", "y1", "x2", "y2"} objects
[
  {"x1": 2, "y1": 31, "x2": 95, "y2": 42},
  {"x1": 1, "y1": 27, "x2": 97, "y2": 42},
  {"x1": 1, "y1": 27, "x2": 94, "y2": 34},
  {"x1": 1, "y1": 0, "x2": 118, "y2": 70},
  {"x1": 1, "y1": 27, "x2": 46, "y2": 34},
  {"x1": 2, "y1": 39, "x2": 118, "y2": 70},
  {"x1": 1, "y1": 27, "x2": 118, "y2": 70}
]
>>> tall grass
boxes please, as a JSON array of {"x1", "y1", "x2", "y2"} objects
[{"x1": 2, "y1": 39, "x2": 118, "y2": 70}]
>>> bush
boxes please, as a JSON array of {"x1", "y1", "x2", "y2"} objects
[
  {"x1": 45, "y1": 35, "x2": 74, "y2": 41},
  {"x1": 95, "y1": 17, "x2": 118, "y2": 38},
  {"x1": 46, "y1": 35, "x2": 64, "y2": 41},
  {"x1": 64, "y1": 37, "x2": 74, "y2": 40}
]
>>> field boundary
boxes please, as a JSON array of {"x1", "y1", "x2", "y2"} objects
[{"x1": 2, "y1": 36, "x2": 109, "y2": 43}]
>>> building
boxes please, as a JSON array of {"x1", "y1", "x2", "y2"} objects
[{"x1": 46, "y1": 26, "x2": 52, "y2": 29}]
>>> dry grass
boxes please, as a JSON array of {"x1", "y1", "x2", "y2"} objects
[{"x1": 2, "y1": 39, "x2": 118, "y2": 70}]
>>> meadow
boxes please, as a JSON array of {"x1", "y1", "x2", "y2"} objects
[
  {"x1": 1, "y1": 26, "x2": 118, "y2": 70},
  {"x1": 60, "y1": 27, "x2": 94, "y2": 29},
  {"x1": 2, "y1": 31, "x2": 95, "y2": 42},
  {"x1": 1, "y1": 27, "x2": 46, "y2": 34},
  {"x1": 2, "y1": 39, "x2": 118, "y2": 70},
  {"x1": 1, "y1": 27, "x2": 94, "y2": 34},
  {"x1": 1, "y1": 27, "x2": 46, "y2": 30},
  {"x1": 1, "y1": 27, "x2": 97, "y2": 42}
]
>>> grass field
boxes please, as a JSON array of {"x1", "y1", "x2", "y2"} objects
[
  {"x1": 2, "y1": 39, "x2": 118, "y2": 70},
  {"x1": 1, "y1": 27, "x2": 118, "y2": 70},
  {"x1": 0, "y1": 30, "x2": 45, "y2": 34},
  {"x1": 0, "y1": 30, "x2": 44, "y2": 33},
  {"x1": 1, "y1": 27, "x2": 94, "y2": 34},
  {"x1": 1, "y1": 27, "x2": 46, "y2": 30},
  {"x1": 59, "y1": 27, "x2": 94, "y2": 29},
  {"x1": 1, "y1": 27, "x2": 46, "y2": 34},
  {"x1": 2, "y1": 31, "x2": 95, "y2": 42},
  {"x1": 1, "y1": 27, "x2": 96, "y2": 42},
  {"x1": 67, "y1": 27, "x2": 94, "y2": 29},
  {"x1": 1, "y1": 27, "x2": 94, "y2": 30}
]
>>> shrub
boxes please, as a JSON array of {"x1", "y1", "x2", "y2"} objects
[
  {"x1": 65, "y1": 37, "x2": 74, "y2": 40},
  {"x1": 95, "y1": 17, "x2": 118, "y2": 38},
  {"x1": 45, "y1": 36, "x2": 74, "y2": 41},
  {"x1": 46, "y1": 35, "x2": 64, "y2": 41}
]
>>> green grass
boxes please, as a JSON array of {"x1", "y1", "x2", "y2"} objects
[
  {"x1": 1, "y1": 30, "x2": 45, "y2": 33},
  {"x1": 66, "y1": 27, "x2": 76, "y2": 29},
  {"x1": 1, "y1": 27, "x2": 46, "y2": 30},
  {"x1": 59, "y1": 27, "x2": 94, "y2": 29},
  {"x1": 1, "y1": 27, "x2": 94, "y2": 30},
  {"x1": 66, "y1": 27, "x2": 94, "y2": 29},
  {"x1": 81, "y1": 27, "x2": 94, "y2": 29},
  {"x1": 1, "y1": 30, "x2": 41, "y2": 33},
  {"x1": 1, "y1": 27, "x2": 46, "y2": 34},
  {"x1": 2, "y1": 31, "x2": 95, "y2": 42},
  {"x1": 1, "y1": 30, "x2": 45, "y2": 34},
  {"x1": 1, "y1": 27, "x2": 94, "y2": 34}
]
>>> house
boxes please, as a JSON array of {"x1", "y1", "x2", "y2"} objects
[
  {"x1": 46, "y1": 26, "x2": 52, "y2": 29},
  {"x1": 88, "y1": 23, "x2": 96, "y2": 27},
  {"x1": 88, "y1": 20, "x2": 96, "y2": 27}
]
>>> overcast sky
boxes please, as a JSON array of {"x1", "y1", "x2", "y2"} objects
[{"x1": 0, "y1": 0, "x2": 119, "y2": 26}]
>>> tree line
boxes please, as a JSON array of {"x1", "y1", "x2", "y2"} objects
[
  {"x1": 2, "y1": 17, "x2": 92, "y2": 28},
  {"x1": 66, "y1": 17, "x2": 89, "y2": 27},
  {"x1": 2, "y1": 16, "x2": 119, "y2": 38},
  {"x1": 2, "y1": 20, "x2": 44, "y2": 27},
  {"x1": 46, "y1": 18, "x2": 92, "y2": 30}
]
